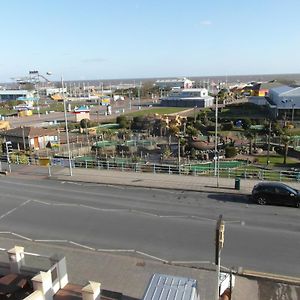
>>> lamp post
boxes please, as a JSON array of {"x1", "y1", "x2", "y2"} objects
[
  {"x1": 266, "y1": 121, "x2": 272, "y2": 166},
  {"x1": 138, "y1": 82, "x2": 141, "y2": 109},
  {"x1": 61, "y1": 76, "x2": 73, "y2": 176},
  {"x1": 215, "y1": 214, "x2": 225, "y2": 300},
  {"x1": 178, "y1": 136, "x2": 181, "y2": 174},
  {"x1": 292, "y1": 103, "x2": 296, "y2": 123},
  {"x1": 214, "y1": 96, "x2": 219, "y2": 187}
]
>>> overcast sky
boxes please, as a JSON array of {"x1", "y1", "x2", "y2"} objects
[{"x1": 1, "y1": 0, "x2": 299, "y2": 82}]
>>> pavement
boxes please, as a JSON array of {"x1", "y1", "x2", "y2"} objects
[
  {"x1": 49, "y1": 165, "x2": 261, "y2": 195},
  {"x1": 2, "y1": 164, "x2": 300, "y2": 300}
]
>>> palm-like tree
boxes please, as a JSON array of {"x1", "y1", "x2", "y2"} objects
[
  {"x1": 244, "y1": 130, "x2": 255, "y2": 155},
  {"x1": 281, "y1": 130, "x2": 291, "y2": 165}
]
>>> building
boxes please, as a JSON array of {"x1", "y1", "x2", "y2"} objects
[
  {"x1": 142, "y1": 273, "x2": 200, "y2": 300},
  {"x1": 0, "y1": 245, "x2": 118, "y2": 300},
  {"x1": 73, "y1": 105, "x2": 91, "y2": 122},
  {"x1": 0, "y1": 89, "x2": 34, "y2": 102},
  {"x1": 155, "y1": 78, "x2": 194, "y2": 90},
  {"x1": 255, "y1": 81, "x2": 283, "y2": 97},
  {"x1": 0, "y1": 126, "x2": 58, "y2": 150},
  {"x1": 267, "y1": 85, "x2": 300, "y2": 119},
  {"x1": 160, "y1": 88, "x2": 214, "y2": 108},
  {"x1": 44, "y1": 87, "x2": 67, "y2": 96}
]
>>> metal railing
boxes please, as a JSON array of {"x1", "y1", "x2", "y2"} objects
[{"x1": 2, "y1": 155, "x2": 300, "y2": 183}]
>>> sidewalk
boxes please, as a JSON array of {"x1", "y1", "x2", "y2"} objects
[
  {"x1": 49, "y1": 166, "x2": 261, "y2": 195},
  {"x1": 3, "y1": 165, "x2": 300, "y2": 299}
]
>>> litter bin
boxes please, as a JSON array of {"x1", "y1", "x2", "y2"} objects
[{"x1": 235, "y1": 177, "x2": 241, "y2": 190}]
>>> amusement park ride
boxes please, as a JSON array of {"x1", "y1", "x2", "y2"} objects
[{"x1": 12, "y1": 70, "x2": 52, "y2": 114}]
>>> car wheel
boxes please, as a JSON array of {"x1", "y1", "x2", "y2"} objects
[
  {"x1": 257, "y1": 196, "x2": 267, "y2": 205},
  {"x1": 296, "y1": 201, "x2": 300, "y2": 208}
]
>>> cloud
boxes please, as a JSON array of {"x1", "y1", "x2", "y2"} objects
[
  {"x1": 81, "y1": 57, "x2": 106, "y2": 63},
  {"x1": 200, "y1": 20, "x2": 212, "y2": 26}
]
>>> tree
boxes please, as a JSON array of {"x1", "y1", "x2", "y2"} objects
[
  {"x1": 225, "y1": 146, "x2": 237, "y2": 158},
  {"x1": 244, "y1": 130, "x2": 255, "y2": 155},
  {"x1": 116, "y1": 115, "x2": 131, "y2": 129},
  {"x1": 242, "y1": 118, "x2": 252, "y2": 130},
  {"x1": 80, "y1": 118, "x2": 90, "y2": 129},
  {"x1": 186, "y1": 125, "x2": 198, "y2": 137},
  {"x1": 281, "y1": 129, "x2": 291, "y2": 165},
  {"x1": 168, "y1": 125, "x2": 179, "y2": 136},
  {"x1": 153, "y1": 119, "x2": 167, "y2": 136}
]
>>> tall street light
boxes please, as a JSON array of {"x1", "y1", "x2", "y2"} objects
[
  {"x1": 214, "y1": 96, "x2": 219, "y2": 187},
  {"x1": 61, "y1": 76, "x2": 73, "y2": 176},
  {"x1": 215, "y1": 215, "x2": 225, "y2": 300},
  {"x1": 292, "y1": 103, "x2": 296, "y2": 124}
]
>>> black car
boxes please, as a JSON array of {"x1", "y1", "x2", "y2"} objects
[{"x1": 251, "y1": 182, "x2": 300, "y2": 208}]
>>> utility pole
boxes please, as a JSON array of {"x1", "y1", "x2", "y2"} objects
[
  {"x1": 138, "y1": 82, "x2": 141, "y2": 109},
  {"x1": 214, "y1": 96, "x2": 219, "y2": 187},
  {"x1": 62, "y1": 76, "x2": 73, "y2": 176},
  {"x1": 215, "y1": 214, "x2": 225, "y2": 300},
  {"x1": 178, "y1": 136, "x2": 181, "y2": 174},
  {"x1": 266, "y1": 121, "x2": 272, "y2": 166}
]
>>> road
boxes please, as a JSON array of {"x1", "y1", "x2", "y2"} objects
[
  {"x1": 0, "y1": 175, "x2": 299, "y2": 278},
  {"x1": 5, "y1": 98, "x2": 155, "y2": 128}
]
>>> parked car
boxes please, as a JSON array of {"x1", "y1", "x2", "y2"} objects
[{"x1": 251, "y1": 182, "x2": 300, "y2": 208}]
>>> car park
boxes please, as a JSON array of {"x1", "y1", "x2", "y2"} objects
[{"x1": 251, "y1": 182, "x2": 300, "y2": 208}]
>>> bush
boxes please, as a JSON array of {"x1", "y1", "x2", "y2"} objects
[
  {"x1": 242, "y1": 118, "x2": 252, "y2": 130},
  {"x1": 80, "y1": 119, "x2": 91, "y2": 129},
  {"x1": 116, "y1": 115, "x2": 131, "y2": 129},
  {"x1": 221, "y1": 122, "x2": 234, "y2": 131},
  {"x1": 225, "y1": 146, "x2": 237, "y2": 158}
]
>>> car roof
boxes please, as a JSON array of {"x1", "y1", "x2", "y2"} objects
[{"x1": 255, "y1": 182, "x2": 294, "y2": 189}]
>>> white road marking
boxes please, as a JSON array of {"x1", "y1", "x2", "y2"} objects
[
  {"x1": 11, "y1": 232, "x2": 32, "y2": 241},
  {"x1": 68, "y1": 241, "x2": 95, "y2": 251},
  {"x1": 0, "y1": 199, "x2": 31, "y2": 221},
  {"x1": 97, "y1": 248, "x2": 135, "y2": 252},
  {"x1": 135, "y1": 251, "x2": 169, "y2": 263},
  {"x1": 35, "y1": 239, "x2": 69, "y2": 243}
]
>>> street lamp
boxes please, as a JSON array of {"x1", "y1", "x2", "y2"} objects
[
  {"x1": 61, "y1": 75, "x2": 73, "y2": 176},
  {"x1": 215, "y1": 214, "x2": 225, "y2": 300},
  {"x1": 214, "y1": 96, "x2": 219, "y2": 187},
  {"x1": 292, "y1": 103, "x2": 296, "y2": 123}
]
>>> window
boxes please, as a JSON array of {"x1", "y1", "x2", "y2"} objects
[{"x1": 274, "y1": 187, "x2": 290, "y2": 195}]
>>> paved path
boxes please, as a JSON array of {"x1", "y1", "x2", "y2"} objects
[{"x1": 48, "y1": 165, "x2": 300, "y2": 196}]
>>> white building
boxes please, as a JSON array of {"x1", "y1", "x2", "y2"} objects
[
  {"x1": 155, "y1": 78, "x2": 194, "y2": 90},
  {"x1": 160, "y1": 88, "x2": 214, "y2": 108},
  {"x1": 268, "y1": 85, "x2": 300, "y2": 119},
  {"x1": 0, "y1": 89, "x2": 34, "y2": 101},
  {"x1": 45, "y1": 87, "x2": 67, "y2": 96}
]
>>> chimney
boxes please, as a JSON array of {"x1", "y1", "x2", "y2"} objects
[
  {"x1": 82, "y1": 281, "x2": 101, "y2": 300},
  {"x1": 7, "y1": 246, "x2": 24, "y2": 273},
  {"x1": 32, "y1": 271, "x2": 54, "y2": 300}
]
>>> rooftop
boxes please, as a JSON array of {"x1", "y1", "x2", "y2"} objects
[
  {"x1": 143, "y1": 273, "x2": 197, "y2": 300},
  {"x1": 1, "y1": 126, "x2": 57, "y2": 138}
]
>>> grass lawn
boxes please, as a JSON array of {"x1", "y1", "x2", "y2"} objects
[
  {"x1": 206, "y1": 103, "x2": 269, "y2": 119},
  {"x1": 255, "y1": 155, "x2": 298, "y2": 166},
  {"x1": 125, "y1": 107, "x2": 188, "y2": 117}
]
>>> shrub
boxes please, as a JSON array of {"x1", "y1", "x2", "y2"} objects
[
  {"x1": 116, "y1": 115, "x2": 131, "y2": 129},
  {"x1": 225, "y1": 146, "x2": 237, "y2": 158},
  {"x1": 221, "y1": 122, "x2": 234, "y2": 131}
]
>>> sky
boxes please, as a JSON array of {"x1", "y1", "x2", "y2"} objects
[{"x1": 0, "y1": 0, "x2": 300, "y2": 82}]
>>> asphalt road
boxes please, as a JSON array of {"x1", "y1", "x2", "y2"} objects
[
  {"x1": 0, "y1": 176, "x2": 299, "y2": 278},
  {"x1": 6, "y1": 98, "x2": 155, "y2": 127}
]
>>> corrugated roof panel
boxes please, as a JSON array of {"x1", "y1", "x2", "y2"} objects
[
  {"x1": 270, "y1": 85, "x2": 294, "y2": 95},
  {"x1": 143, "y1": 274, "x2": 198, "y2": 300}
]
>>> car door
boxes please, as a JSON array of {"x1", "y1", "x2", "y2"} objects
[
  {"x1": 260, "y1": 186, "x2": 275, "y2": 203},
  {"x1": 273, "y1": 186, "x2": 293, "y2": 206}
]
